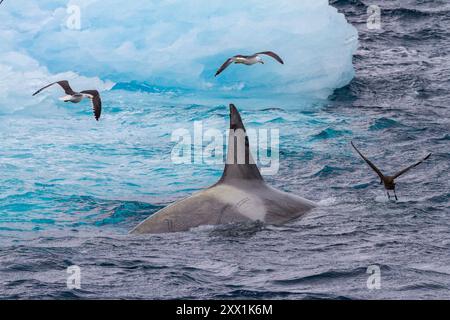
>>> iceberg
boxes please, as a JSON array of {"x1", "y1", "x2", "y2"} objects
[{"x1": 0, "y1": 0, "x2": 358, "y2": 110}]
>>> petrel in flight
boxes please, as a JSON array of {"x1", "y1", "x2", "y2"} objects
[
  {"x1": 215, "y1": 51, "x2": 284, "y2": 77},
  {"x1": 33, "y1": 80, "x2": 102, "y2": 121},
  {"x1": 351, "y1": 141, "x2": 431, "y2": 200}
]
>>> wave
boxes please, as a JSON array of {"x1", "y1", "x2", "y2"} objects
[
  {"x1": 0, "y1": 192, "x2": 161, "y2": 231},
  {"x1": 330, "y1": 0, "x2": 366, "y2": 8}
]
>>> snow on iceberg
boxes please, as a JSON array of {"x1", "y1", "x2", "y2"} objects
[{"x1": 0, "y1": 0, "x2": 358, "y2": 108}]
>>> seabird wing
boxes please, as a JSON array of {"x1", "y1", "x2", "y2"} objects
[
  {"x1": 215, "y1": 57, "x2": 235, "y2": 77},
  {"x1": 32, "y1": 80, "x2": 76, "y2": 96},
  {"x1": 81, "y1": 90, "x2": 102, "y2": 121},
  {"x1": 351, "y1": 141, "x2": 385, "y2": 180},
  {"x1": 256, "y1": 51, "x2": 284, "y2": 64},
  {"x1": 392, "y1": 153, "x2": 431, "y2": 179}
]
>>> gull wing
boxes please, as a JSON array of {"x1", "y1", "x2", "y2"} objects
[{"x1": 392, "y1": 153, "x2": 431, "y2": 179}]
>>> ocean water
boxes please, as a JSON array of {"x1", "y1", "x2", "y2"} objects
[{"x1": 1, "y1": 0, "x2": 450, "y2": 299}]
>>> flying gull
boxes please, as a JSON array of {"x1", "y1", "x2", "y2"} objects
[
  {"x1": 351, "y1": 141, "x2": 431, "y2": 200},
  {"x1": 215, "y1": 51, "x2": 284, "y2": 77},
  {"x1": 33, "y1": 80, "x2": 102, "y2": 121}
]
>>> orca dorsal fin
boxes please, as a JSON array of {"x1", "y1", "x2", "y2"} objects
[{"x1": 219, "y1": 104, "x2": 264, "y2": 183}]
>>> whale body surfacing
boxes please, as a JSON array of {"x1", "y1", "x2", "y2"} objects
[{"x1": 131, "y1": 104, "x2": 316, "y2": 234}]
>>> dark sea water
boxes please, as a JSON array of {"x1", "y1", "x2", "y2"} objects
[{"x1": 1, "y1": 0, "x2": 449, "y2": 299}]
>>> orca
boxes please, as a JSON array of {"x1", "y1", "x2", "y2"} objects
[{"x1": 131, "y1": 104, "x2": 316, "y2": 234}]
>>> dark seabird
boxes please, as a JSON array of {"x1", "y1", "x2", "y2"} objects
[
  {"x1": 351, "y1": 141, "x2": 431, "y2": 200},
  {"x1": 215, "y1": 51, "x2": 284, "y2": 77},
  {"x1": 33, "y1": 80, "x2": 102, "y2": 121}
]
